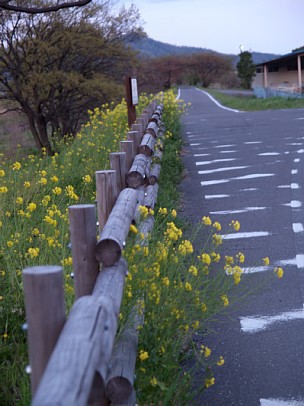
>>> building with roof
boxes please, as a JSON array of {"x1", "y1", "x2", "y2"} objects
[{"x1": 252, "y1": 47, "x2": 304, "y2": 98}]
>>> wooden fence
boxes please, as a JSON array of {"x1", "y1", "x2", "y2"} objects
[{"x1": 22, "y1": 100, "x2": 165, "y2": 405}]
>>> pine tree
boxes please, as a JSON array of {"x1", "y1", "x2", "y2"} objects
[{"x1": 236, "y1": 51, "x2": 256, "y2": 89}]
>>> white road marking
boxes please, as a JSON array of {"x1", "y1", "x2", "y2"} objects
[
  {"x1": 283, "y1": 201, "x2": 302, "y2": 208},
  {"x1": 222, "y1": 231, "x2": 270, "y2": 240},
  {"x1": 294, "y1": 158, "x2": 300, "y2": 162},
  {"x1": 291, "y1": 183, "x2": 300, "y2": 189},
  {"x1": 190, "y1": 143, "x2": 201, "y2": 146},
  {"x1": 201, "y1": 179, "x2": 229, "y2": 186},
  {"x1": 297, "y1": 149, "x2": 304, "y2": 153},
  {"x1": 205, "y1": 194, "x2": 230, "y2": 199},
  {"x1": 200, "y1": 173, "x2": 274, "y2": 186},
  {"x1": 296, "y1": 117, "x2": 304, "y2": 120},
  {"x1": 287, "y1": 143, "x2": 303, "y2": 146},
  {"x1": 278, "y1": 184, "x2": 300, "y2": 189},
  {"x1": 219, "y1": 150, "x2": 237, "y2": 154},
  {"x1": 210, "y1": 207, "x2": 267, "y2": 215},
  {"x1": 194, "y1": 153, "x2": 210, "y2": 157},
  {"x1": 214, "y1": 144, "x2": 236, "y2": 148},
  {"x1": 234, "y1": 173, "x2": 275, "y2": 180},
  {"x1": 244, "y1": 141, "x2": 262, "y2": 144},
  {"x1": 260, "y1": 399, "x2": 304, "y2": 406},
  {"x1": 296, "y1": 254, "x2": 304, "y2": 269},
  {"x1": 240, "y1": 305, "x2": 304, "y2": 333},
  {"x1": 195, "y1": 158, "x2": 237, "y2": 165},
  {"x1": 258, "y1": 152, "x2": 280, "y2": 156},
  {"x1": 293, "y1": 223, "x2": 304, "y2": 233},
  {"x1": 196, "y1": 88, "x2": 242, "y2": 113},
  {"x1": 291, "y1": 169, "x2": 298, "y2": 174},
  {"x1": 198, "y1": 166, "x2": 248, "y2": 175},
  {"x1": 241, "y1": 188, "x2": 258, "y2": 191}
]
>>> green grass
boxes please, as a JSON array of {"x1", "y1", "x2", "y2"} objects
[{"x1": 206, "y1": 89, "x2": 304, "y2": 111}]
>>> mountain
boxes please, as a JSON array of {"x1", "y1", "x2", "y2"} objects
[{"x1": 129, "y1": 36, "x2": 280, "y2": 65}]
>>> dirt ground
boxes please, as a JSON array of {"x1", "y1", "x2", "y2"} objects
[{"x1": 0, "y1": 108, "x2": 36, "y2": 159}]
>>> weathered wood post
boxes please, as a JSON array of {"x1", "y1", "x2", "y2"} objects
[
  {"x1": 23, "y1": 266, "x2": 66, "y2": 395},
  {"x1": 110, "y1": 152, "x2": 127, "y2": 191},
  {"x1": 68, "y1": 204, "x2": 99, "y2": 299},
  {"x1": 127, "y1": 130, "x2": 140, "y2": 154},
  {"x1": 132, "y1": 123, "x2": 144, "y2": 140},
  {"x1": 95, "y1": 188, "x2": 138, "y2": 266},
  {"x1": 95, "y1": 170, "x2": 118, "y2": 233},
  {"x1": 120, "y1": 140, "x2": 135, "y2": 173}
]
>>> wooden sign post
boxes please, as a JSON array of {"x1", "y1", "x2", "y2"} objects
[{"x1": 125, "y1": 76, "x2": 138, "y2": 128}]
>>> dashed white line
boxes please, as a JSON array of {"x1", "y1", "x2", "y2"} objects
[
  {"x1": 205, "y1": 194, "x2": 230, "y2": 199},
  {"x1": 240, "y1": 305, "x2": 304, "y2": 333},
  {"x1": 195, "y1": 158, "x2": 237, "y2": 165},
  {"x1": 260, "y1": 399, "x2": 304, "y2": 406},
  {"x1": 210, "y1": 207, "x2": 267, "y2": 215},
  {"x1": 258, "y1": 152, "x2": 280, "y2": 156},
  {"x1": 291, "y1": 169, "x2": 298, "y2": 175},
  {"x1": 292, "y1": 223, "x2": 304, "y2": 233},
  {"x1": 198, "y1": 166, "x2": 248, "y2": 175},
  {"x1": 222, "y1": 231, "x2": 270, "y2": 240},
  {"x1": 283, "y1": 201, "x2": 302, "y2": 208}
]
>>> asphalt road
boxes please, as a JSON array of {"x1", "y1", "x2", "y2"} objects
[{"x1": 179, "y1": 87, "x2": 304, "y2": 406}]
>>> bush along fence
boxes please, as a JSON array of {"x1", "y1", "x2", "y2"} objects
[{"x1": 22, "y1": 101, "x2": 166, "y2": 405}]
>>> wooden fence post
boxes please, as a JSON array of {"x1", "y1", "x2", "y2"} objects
[
  {"x1": 23, "y1": 266, "x2": 66, "y2": 395},
  {"x1": 120, "y1": 140, "x2": 135, "y2": 172},
  {"x1": 68, "y1": 204, "x2": 99, "y2": 299},
  {"x1": 131, "y1": 123, "x2": 144, "y2": 141},
  {"x1": 127, "y1": 130, "x2": 140, "y2": 154},
  {"x1": 110, "y1": 152, "x2": 127, "y2": 191},
  {"x1": 95, "y1": 170, "x2": 118, "y2": 233}
]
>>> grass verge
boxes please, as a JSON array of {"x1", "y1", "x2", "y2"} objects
[{"x1": 206, "y1": 88, "x2": 304, "y2": 111}]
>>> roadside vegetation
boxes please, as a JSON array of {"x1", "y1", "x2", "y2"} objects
[
  {"x1": 206, "y1": 89, "x2": 304, "y2": 111},
  {"x1": 0, "y1": 89, "x2": 283, "y2": 405}
]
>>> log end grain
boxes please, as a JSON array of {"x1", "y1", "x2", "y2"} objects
[{"x1": 95, "y1": 239, "x2": 122, "y2": 266}]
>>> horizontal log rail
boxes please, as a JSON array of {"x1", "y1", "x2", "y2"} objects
[{"x1": 23, "y1": 100, "x2": 165, "y2": 405}]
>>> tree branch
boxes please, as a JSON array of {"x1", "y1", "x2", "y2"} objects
[{"x1": 0, "y1": 1, "x2": 93, "y2": 14}]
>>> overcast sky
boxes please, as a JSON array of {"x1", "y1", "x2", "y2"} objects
[{"x1": 117, "y1": 0, "x2": 304, "y2": 55}]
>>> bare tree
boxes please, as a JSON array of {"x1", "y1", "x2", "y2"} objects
[{"x1": 0, "y1": 0, "x2": 93, "y2": 13}]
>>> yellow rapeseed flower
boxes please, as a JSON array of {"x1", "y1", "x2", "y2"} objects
[
  {"x1": 221, "y1": 294, "x2": 229, "y2": 307},
  {"x1": 12, "y1": 161, "x2": 21, "y2": 171},
  {"x1": 129, "y1": 224, "x2": 138, "y2": 234},
  {"x1": 28, "y1": 247, "x2": 40, "y2": 258},
  {"x1": 274, "y1": 267, "x2": 284, "y2": 279},
  {"x1": 201, "y1": 345, "x2": 211, "y2": 358},
  {"x1": 139, "y1": 350, "x2": 149, "y2": 361},
  {"x1": 213, "y1": 221, "x2": 221, "y2": 231},
  {"x1": 24, "y1": 181, "x2": 31, "y2": 188},
  {"x1": 202, "y1": 216, "x2": 212, "y2": 226},
  {"x1": 16, "y1": 197, "x2": 23, "y2": 205},
  {"x1": 0, "y1": 186, "x2": 8, "y2": 193},
  {"x1": 27, "y1": 203, "x2": 37, "y2": 212},
  {"x1": 200, "y1": 253, "x2": 211, "y2": 265},
  {"x1": 263, "y1": 257, "x2": 270, "y2": 266},
  {"x1": 0, "y1": 170, "x2": 5, "y2": 177},
  {"x1": 52, "y1": 187, "x2": 62, "y2": 195},
  {"x1": 217, "y1": 356, "x2": 225, "y2": 366},
  {"x1": 205, "y1": 377, "x2": 215, "y2": 388}
]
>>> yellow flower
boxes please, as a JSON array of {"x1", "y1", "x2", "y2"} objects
[
  {"x1": 225, "y1": 255, "x2": 234, "y2": 266},
  {"x1": 16, "y1": 197, "x2": 23, "y2": 205},
  {"x1": 221, "y1": 294, "x2": 229, "y2": 307},
  {"x1": 150, "y1": 377, "x2": 158, "y2": 386},
  {"x1": 188, "y1": 265, "x2": 198, "y2": 276},
  {"x1": 129, "y1": 224, "x2": 138, "y2": 234},
  {"x1": 201, "y1": 345, "x2": 211, "y2": 358},
  {"x1": 83, "y1": 174, "x2": 92, "y2": 183},
  {"x1": 178, "y1": 240, "x2": 193, "y2": 255},
  {"x1": 200, "y1": 253, "x2": 211, "y2": 265},
  {"x1": 12, "y1": 161, "x2": 21, "y2": 171},
  {"x1": 231, "y1": 220, "x2": 241, "y2": 231},
  {"x1": 32, "y1": 228, "x2": 40, "y2": 236},
  {"x1": 211, "y1": 251, "x2": 221, "y2": 262},
  {"x1": 158, "y1": 207, "x2": 168, "y2": 215},
  {"x1": 162, "y1": 277, "x2": 170, "y2": 286},
  {"x1": 237, "y1": 252, "x2": 245, "y2": 263},
  {"x1": 28, "y1": 247, "x2": 40, "y2": 258},
  {"x1": 213, "y1": 221, "x2": 221, "y2": 231},
  {"x1": 201, "y1": 303, "x2": 207, "y2": 312},
  {"x1": 0, "y1": 186, "x2": 8, "y2": 193},
  {"x1": 24, "y1": 181, "x2": 31, "y2": 188},
  {"x1": 185, "y1": 282, "x2": 192, "y2": 291},
  {"x1": 51, "y1": 175, "x2": 59, "y2": 183},
  {"x1": 42, "y1": 195, "x2": 51, "y2": 206},
  {"x1": 202, "y1": 216, "x2": 212, "y2": 226},
  {"x1": 263, "y1": 257, "x2": 270, "y2": 266},
  {"x1": 212, "y1": 233, "x2": 223, "y2": 246},
  {"x1": 7, "y1": 241, "x2": 14, "y2": 248},
  {"x1": 27, "y1": 202, "x2": 37, "y2": 212},
  {"x1": 205, "y1": 377, "x2": 215, "y2": 388},
  {"x1": 0, "y1": 170, "x2": 5, "y2": 177},
  {"x1": 274, "y1": 267, "x2": 284, "y2": 279},
  {"x1": 39, "y1": 177, "x2": 47, "y2": 185},
  {"x1": 138, "y1": 205, "x2": 149, "y2": 218},
  {"x1": 52, "y1": 187, "x2": 62, "y2": 195},
  {"x1": 217, "y1": 356, "x2": 225, "y2": 366},
  {"x1": 139, "y1": 350, "x2": 149, "y2": 361},
  {"x1": 171, "y1": 209, "x2": 177, "y2": 218}
]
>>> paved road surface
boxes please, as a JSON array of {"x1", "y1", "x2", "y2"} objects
[{"x1": 179, "y1": 87, "x2": 304, "y2": 406}]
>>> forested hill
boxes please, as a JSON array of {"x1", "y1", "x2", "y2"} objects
[{"x1": 130, "y1": 36, "x2": 279, "y2": 64}]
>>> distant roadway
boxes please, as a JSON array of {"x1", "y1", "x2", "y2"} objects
[{"x1": 179, "y1": 87, "x2": 304, "y2": 406}]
